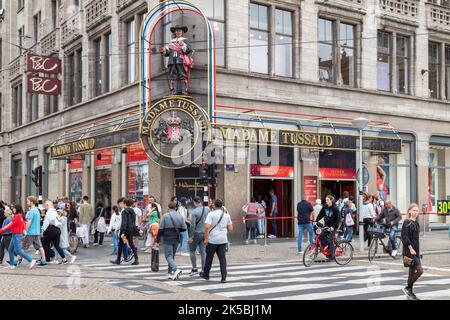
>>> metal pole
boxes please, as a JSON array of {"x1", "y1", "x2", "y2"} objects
[
  {"x1": 358, "y1": 129, "x2": 365, "y2": 253},
  {"x1": 264, "y1": 215, "x2": 268, "y2": 246}
]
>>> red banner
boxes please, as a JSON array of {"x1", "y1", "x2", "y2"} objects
[
  {"x1": 95, "y1": 149, "x2": 112, "y2": 167},
  {"x1": 27, "y1": 54, "x2": 62, "y2": 74},
  {"x1": 250, "y1": 165, "x2": 294, "y2": 178},
  {"x1": 319, "y1": 168, "x2": 356, "y2": 180},
  {"x1": 304, "y1": 176, "x2": 318, "y2": 205},
  {"x1": 27, "y1": 75, "x2": 61, "y2": 96},
  {"x1": 126, "y1": 143, "x2": 148, "y2": 163},
  {"x1": 69, "y1": 160, "x2": 83, "y2": 171}
]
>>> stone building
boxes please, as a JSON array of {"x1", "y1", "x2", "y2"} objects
[{"x1": 0, "y1": 0, "x2": 449, "y2": 238}]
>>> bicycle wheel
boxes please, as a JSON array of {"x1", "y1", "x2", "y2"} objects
[
  {"x1": 303, "y1": 243, "x2": 318, "y2": 267},
  {"x1": 335, "y1": 241, "x2": 354, "y2": 265},
  {"x1": 368, "y1": 237, "x2": 378, "y2": 262}
]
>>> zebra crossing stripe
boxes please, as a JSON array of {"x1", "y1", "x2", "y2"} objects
[
  {"x1": 334, "y1": 269, "x2": 405, "y2": 278},
  {"x1": 216, "y1": 282, "x2": 342, "y2": 298},
  {"x1": 267, "y1": 285, "x2": 401, "y2": 300},
  {"x1": 335, "y1": 276, "x2": 406, "y2": 285},
  {"x1": 168, "y1": 281, "x2": 260, "y2": 291}
]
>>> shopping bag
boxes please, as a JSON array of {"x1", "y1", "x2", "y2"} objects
[{"x1": 151, "y1": 247, "x2": 160, "y2": 272}]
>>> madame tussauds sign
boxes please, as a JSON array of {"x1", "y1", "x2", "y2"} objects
[{"x1": 140, "y1": 97, "x2": 210, "y2": 169}]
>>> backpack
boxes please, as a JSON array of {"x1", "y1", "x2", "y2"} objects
[{"x1": 345, "y1": 210, "x2": 355, "y2": 227}]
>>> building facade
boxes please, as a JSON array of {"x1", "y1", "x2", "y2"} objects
[{"x1": 0, "y1": 0, "x2": 450, "y2": 237}]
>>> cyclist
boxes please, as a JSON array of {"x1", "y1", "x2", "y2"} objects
[
  {"x1": 376, "y1": 200, "x2": 401, "y2": 256},
  {"x1": 315, "y1": 195, "x2": 340, "y2": 261}
]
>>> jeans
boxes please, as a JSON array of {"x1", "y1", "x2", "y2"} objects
[
  {"x1": 363, "y1": 218, "x2": 373, "y2": 246},
  {"x1": 123, "y1": 243, "x2": 129, "y2": 260},
  {"x1": 54, "y1": 247, "x2": 72, "y2": 259},
  {"x1": 343, "y1": 226, "x2": 353, "y2": 241},
  {"x1": 8, "y1": 234, "x2": 33, "y2": 265},
  {"x1": 389, "y1": 225, "x2": 398, "y2": 250},
  {"x1": 270, "y1": 213, "x2": 277, "y2": 235},
  {"x1": 163, "y1": 243, "x2": 179, "y2": 273},
  {"x1": 297, "y1": 223, "x2": 315, "y2": 251},
  {"x1": 245, "y1": 227, "x2": 257, "y2": 241},
  {"x1": 189, "y1": 233, "x2": 206, "y2": 270},
  {"x1": 112, "y1": 231, "x2": 119, "y2": 255},
  {"x1": 257, "y1": 214, "x2": 266, "y2": 235},
  {"x1": 178, "y1": 230, "x2": 189, "y2": 253},
  {"x1": 203, "y1": 243, "x2": 227, "y2": 280}
]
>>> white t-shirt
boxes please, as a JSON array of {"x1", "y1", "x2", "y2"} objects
[
  {"x1": 205, "y1": 209, "x2": 232, "y2": 245},
  {"x1": 133, "y1": 207, "x2": 142, "y2": 226},
  {"x1": 361, "y1": 203, "x2": 375, "y2": 220}
]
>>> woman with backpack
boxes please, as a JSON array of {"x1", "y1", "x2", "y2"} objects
[
  {"x1": 342, "y1": 198, "x2": 356, "y2": 241},
  {"x1": 92, "y1": 201, "x2": 107, "y2": 246},
  {"x1": 401, "y1": 203, "x2": 423, "y2": 300}
]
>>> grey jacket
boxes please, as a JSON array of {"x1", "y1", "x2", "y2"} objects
[
  {"x1": 377, "y1": 206, "x2": 402, "y2": 226},
  {"x1": 189, "y1": 205, "x2": 210, "y2": 236},
  {"x1": 157, "y1": 210, "x2": 187, "y2": 245}
]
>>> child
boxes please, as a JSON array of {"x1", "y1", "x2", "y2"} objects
[{"x1": 53, "y1": 210, "x2": 76, "y2": 264}]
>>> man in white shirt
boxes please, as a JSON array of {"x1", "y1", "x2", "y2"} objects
[
  {"x1": 145, "y1": 196, "x2": 162, "y2": 219},
  {"x1": 201, "y1": 199, "x2": 233, "y2": 283}
]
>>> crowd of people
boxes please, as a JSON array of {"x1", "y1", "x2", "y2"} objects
[{"x1": 0, "y1": 189, "x2": 423, "y2": 299}]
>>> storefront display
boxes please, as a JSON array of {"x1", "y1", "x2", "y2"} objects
[
  {"x1": 95, "y1": 149, "x2": 112, "y2": 217},
  {"x1": 69, "y1": 159, "x2": 83, "y2": 202},
  {"x1": 428, "y1": 142, "x2": 450, "y2": 222},
  {"x1": 126, "y1": 143, "x2": 149, "y2": 210}
]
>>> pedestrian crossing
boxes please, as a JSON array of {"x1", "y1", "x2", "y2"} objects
[{"x1": 83, "y1": 261, "x2": 450, "y2": 300}]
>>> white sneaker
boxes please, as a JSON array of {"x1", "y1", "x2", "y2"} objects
[
  {"x1": 29, "y1": 259, "x2": 37, "y2": 269},
  {"x1": 168, "y1": 272, "x2": 174, "y2": 280},
  {"x1": 392, "y1": 250, "x2": 398, "y2": 257},
  {"x1": 7, "y1": 265, "x2": 16, "y2": 270},
  {"x1": 35, "y1": 250, "x2": 40, "y2": 255},
  {"x1": 257, "y1": 235, "x2": 265, "y2": 239},
  {"x1": 245, "y1": 240, "x2": 249, "y2": 245},
  {"x1": 181, "y1": 252, "x2": 190, "y2": 257},
  {"x1": 173, "y1": 269, "x2": 182, "y2": 280},
  {"x1": 268, "y1": 234, "x2": 276, "y2": 239},
  {"x1": 50, "y1": 260, "x2": 60, "y2": 265},
  {"x1": 70, "y1": 256, "x2": 77, "y2": 264},
  {"x1": 297, "y1": 251, "x2": 304, "y2": 255},
  {"x1": 253, "y1": 239, "x2": 257, "y2": 244}
]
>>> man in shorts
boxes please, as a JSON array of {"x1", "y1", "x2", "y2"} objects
[{"x1": 25, "y1": 196, "x2": 47, "y2": 266}]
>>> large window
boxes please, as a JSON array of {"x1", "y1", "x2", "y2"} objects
[
  {"x1": 45, "y1": 155, "x2": 61, "y2": 200},
  {"x1": 396, "y1": 36, "x2": 409, "y2": 94},
  {"x1": 12, "y1": 157, "x2": 22, "y2": 205},
  {"x1": 105, "y1": 32, "x2": 112, "y2": 92},
  {"x1": 377, "y1": 31, "x2": 391, "y2": 91},
  {"x1": 429, "y1": 146, "x2": 450, "y2": 221},
  {"x1": 445, "y1": 45, "x2": 450, "y2": 100},
  {"x1": 429, "y1": 42, "x2": 441, "y2": 99},
  {"x1": 12, "y1": 83, "x2": 23, "y2": 127},
  {"x1": 318, "y1": 18, "x2": 333, "y2": 83},
  {"x1": 28, "y1": 93, "x2": 38, "y2": 122},
  {"x1": 206, "y1": 0, "x2": 225, "y2": 67},
  {"x1": 94, "y1": 38, "x2": 102, "y2": 96},
  {"x1": 27, "y1": 151, "x2": 38, "y2": 197},
  {"x1": 66, "y1": 49, "x2": 82, "y2": 106},
  {"x1": 340, "y1": 23, "x2": 355, "y2": 86},
  {"x1": 250, "y1": 3, "x2": 269, "y2": 74},
  {"x1": 33, "y1": 11, "x2": 41, "y2": 44},
  {"x1": 275, "y1": 9, "x2": 293, "y2": 77},
  {"x1": 127, "y1": 19, "x2": 137, "y2": 83},
  {"x1": 319, "y1": 19, "x2": 356, "y2": 86}
]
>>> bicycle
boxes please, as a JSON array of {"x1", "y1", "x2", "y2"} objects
[
  {"x1": 368, "y1": 223, "x2": 403, "y2": 262},
  {"x1": 303, "y1": 222, "x2": 354, "y2": 267}
]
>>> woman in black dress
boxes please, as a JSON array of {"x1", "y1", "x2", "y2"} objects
[
  {"x1": 401, "y1": 203, "x2": 423, "y2": 300},
  {"x1": 66, "y1": 201, "x2": 78, "y2": 253}
]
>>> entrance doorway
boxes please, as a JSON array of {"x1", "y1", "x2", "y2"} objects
[
  {"x1": 251, "y1": 179, "x2": 293, "y2": 237},
  {"x1": 95, "y1": 169, "x2": 112, "y2": 218},
  {"x1": 320, "y1": 180, "x2": 356, "y2": 203}
]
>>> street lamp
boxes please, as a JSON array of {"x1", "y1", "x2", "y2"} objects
[{"x1": 352, "y1": 117, "x2": 370, "y2": 253}]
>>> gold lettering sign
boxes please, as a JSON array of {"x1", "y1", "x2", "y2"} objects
[{"x1": 51, "y1": 138, "x2": 96, "y2": 158}]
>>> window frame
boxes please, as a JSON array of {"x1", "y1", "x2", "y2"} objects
[
  {"x1": 274, "y1": 8, "x2": 293, "y2": 78},
  {"x1": 249, "y1": 3, "x2": 270, "y2": 75},
  {"x1": 429, "y1": 41, "x2": 441, "y2": 99}
]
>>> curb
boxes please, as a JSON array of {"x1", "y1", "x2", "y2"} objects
[{"x1": 352, "y1": 249, "x2": 450, "y2": 260}]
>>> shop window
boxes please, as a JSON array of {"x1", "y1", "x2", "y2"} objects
[
  {"x1": 429, "y1": 42, "x2": 441, "y2": 99},
  {"x1": 250, "y1": 3, "x2": 269, "y2": 74},
  {"x1": 429, "y1": 147, "x2": 450, "y2": 214},
  {"x1": 377, "y1": 143, "x2": 412, "y2": 213},
  {"x1": 46, "y1": 155, "x2": 61, "y2": 200},
  {"x1": 126, "y1": 144, "x2": 149, "y2": 210},
  {"x1": 12, "y1": 157, "x2": 22, "y2": 205},
  {"x1": 27, "y1": 151, "x2": 38, "y2": 197}
]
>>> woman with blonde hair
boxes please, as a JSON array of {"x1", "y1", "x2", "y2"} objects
[{"x1": 401, "y1": 203, "x2": 423, "y2": 300}]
